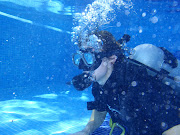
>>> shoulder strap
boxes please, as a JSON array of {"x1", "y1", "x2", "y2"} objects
[{"x1": 128, "y1": 58, "x2": 175, "y2": 81}]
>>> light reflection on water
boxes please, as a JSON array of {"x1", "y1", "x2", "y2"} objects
[{"x1": 0, "y1": 92, "x2": 92, "y2": 135}]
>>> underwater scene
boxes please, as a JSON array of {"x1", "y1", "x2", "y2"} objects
[{"x1": 0, "y1": 0, "x2": 179, "y2": 135}]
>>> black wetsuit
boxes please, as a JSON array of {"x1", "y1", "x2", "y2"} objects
[{"x1": 87, "y1": 58, "x2": 180, "y2": 135}]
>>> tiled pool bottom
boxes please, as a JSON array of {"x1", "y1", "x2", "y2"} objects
[{"x1": 0, "y1": 84, "x2": 123, "y2": 135}]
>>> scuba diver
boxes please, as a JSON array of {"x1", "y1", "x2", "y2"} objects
[{"x1": 69, "y1": 31, "x2": 180, "y2": 135}]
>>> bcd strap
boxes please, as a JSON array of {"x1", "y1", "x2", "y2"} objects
[
  {"x1": 154, "y1": 69, "x2": 170, "y2": 81},
  {"x1": 109, "y1": 118, "x2": 125, "y2": 135},
  {"x1": 128, "y1": 58, "x2": 175, "y2": 81}
]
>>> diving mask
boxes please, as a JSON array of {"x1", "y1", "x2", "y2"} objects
[
  {"x1": 72, "y1": 51, "x2": 96, "y2": 67},
  {"x1": 72, "y1": 49, "x2": 102, "y2": 71},
  {"x1": 72, "y1": 48, "x2": 125, "y2": 71}
]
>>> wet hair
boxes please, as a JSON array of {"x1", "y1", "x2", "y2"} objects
[
  {"x1": 95, "y1": 30, "x2": 122, "y2": 52},
  {"x1": 95, "y1": 30, "x2": 125, "y2": 64}
]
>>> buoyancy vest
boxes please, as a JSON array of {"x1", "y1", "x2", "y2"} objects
[{"x1": 129, "y1": 44, "x2": 180, "y2": 91}]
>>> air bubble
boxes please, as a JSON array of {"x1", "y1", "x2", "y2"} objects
[
  {"x1": 152, "y1": 34, "x2": 156, "y2": 38},
  {"x1": 104, "y1": 90, "x2": 108, "y2": 94},
  {"x1": 150, "y1": 16, "x2": 158, "y2": 23},
  {"x1": 72, "y1": 0, "x2": 133, "y2": 50},
  {"x1": 139, "y1": 26, "x2": 143, "y2": 33},
  {"x1": 165, "y1": 81, "x2": 170, "y2": 86},
  {"x1": 152, "y1": 9, "x2": 157, "y2": 14},
  {"x1": 174, "y1": 76, "x2": 180, "y2": 83},
  {"x1": 84, "y1": 74, "x2": 88, "y2": 77},
  {"x1": 125, "y1": 10, "x2": 130, "y2": 15},
  {"x1": 172, "y1": 1, "x2": 178, "y2": 7},
  {"x1": 116, "y1": 22, "x2": 121, "y2": 27},
  {"x1": 131, "y1": 81, "x2": 137, "y2": 87},
  {"x1": 165, "y1": 105, "x2": 170, "y2": 110},
  {"x1": 142, "y1": 12, "x2": 146, "y2": 17},
  {"x1": 161, "y1": 122, "x2": 168, "y2": 129},
  {"x1": 121, "y1": 91, "x2": 126, "y2": 95}
]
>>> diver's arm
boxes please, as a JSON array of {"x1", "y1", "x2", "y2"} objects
[
  {"x1": 70, "y1": 109, "x2": 107, "y2": 135},
  {"x1": 82, "y1": 109, "x2": 107, "y2": 134}
]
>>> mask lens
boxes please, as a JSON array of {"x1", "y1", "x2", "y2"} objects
[
  {"x1": 83, "y1": 53, "x2": 94, "y2": 65},
  {"x1": 73, "y1": 54, "x2": 81, "y2": 66}
]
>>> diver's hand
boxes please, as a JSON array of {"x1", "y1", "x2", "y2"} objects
[{"x1": 69, "y1": 130, "x2": 89, "y2": 135}]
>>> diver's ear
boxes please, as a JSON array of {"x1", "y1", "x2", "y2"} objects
[{"x1": 109, "y1": 55, "x2": 117, "y2": 64}]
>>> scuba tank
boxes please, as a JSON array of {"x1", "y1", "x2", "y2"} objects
[{"x1": 129, "y1": 44, "x2": 180, "y2": 90}]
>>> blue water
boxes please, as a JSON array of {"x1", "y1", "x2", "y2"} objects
[{"x1": 0, "y1": 0, "x2": 179, "y2": 135}]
